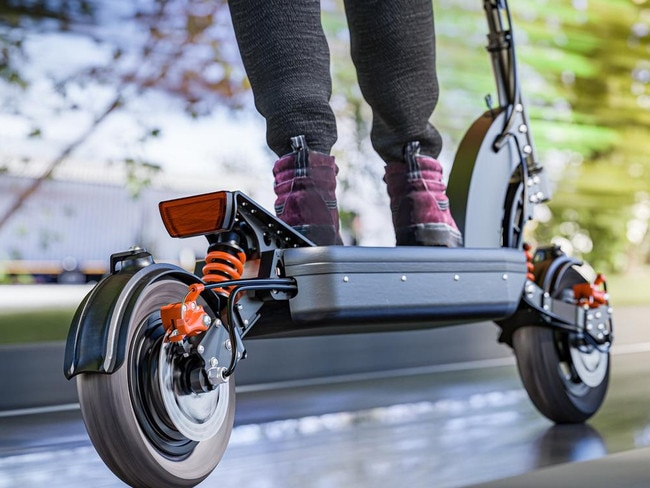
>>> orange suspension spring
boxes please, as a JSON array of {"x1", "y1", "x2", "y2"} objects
[
  {"x1": 202, "y1": 247, "x2": 246, "y2": 296},
  {"x1": 523, "y1": 243, "x2": 536, "y2": 282}
]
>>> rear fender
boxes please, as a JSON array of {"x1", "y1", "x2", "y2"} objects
[{"x1": 64, "y1": 250, "x2": 205, "y2": 379}]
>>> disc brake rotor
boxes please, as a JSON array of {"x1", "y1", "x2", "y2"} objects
[{"x1": 158, "y1": 341, "x2": 231, "y2": 441}]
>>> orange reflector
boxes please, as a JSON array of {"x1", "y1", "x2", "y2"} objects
[{"x1": 159, "y1": 191, "x2": 233, "y2": 238}]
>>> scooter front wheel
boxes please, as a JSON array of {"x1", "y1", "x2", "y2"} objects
[
  {"x1": 77, "y1": 279, "x2": 235, "y2": 487},
  {"x1": 512, "y1": 266, "x2": 609, "y2": 424}
]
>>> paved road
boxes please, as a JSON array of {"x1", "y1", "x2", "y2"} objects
[{"x1": 0, "y1": 306, "x2": 649, "y2": 487}]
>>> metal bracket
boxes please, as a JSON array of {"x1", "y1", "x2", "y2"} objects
[
  {"x1": 499, "y1": 279, "x2": 613, "y2": 350},
  {"x1": 189, "y1": 316, "x2": 246, "y2": 389},
  {"x1": 109, "y1": 247, "x2": 154, "y2": 274},
  {"x1": 231, "y1": 192, "x2": 314, "y2": 257}
]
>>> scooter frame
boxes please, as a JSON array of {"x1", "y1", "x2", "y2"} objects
[
  {"x1": 63, "y1": 1, "x2": 614, "y2": 486},
  {"x1": 65, "y1": 0, "x2": 611, "y2": 378}
]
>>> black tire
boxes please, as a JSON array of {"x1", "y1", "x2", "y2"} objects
[
  {"x1": 512, "y1": 266, "x2": 609, "y2": 424},
  {"x1": 77, "y1": 279, "x2": 235, "y2": 487}
]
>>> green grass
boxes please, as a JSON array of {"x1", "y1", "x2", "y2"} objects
[{"x1": 0, "y1": 308, "x2": 76, "y2": 345}]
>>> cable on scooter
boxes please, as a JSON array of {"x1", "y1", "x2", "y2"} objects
[
  {"x1": 203, "y1": 278, "x2": 298, "y2": 376},
  {"x1": 502, "y1": 1, "x2": 520, "y2": 127},
  {"x1": 490, "y1": 0, "x2": 522, "y2": 149}
]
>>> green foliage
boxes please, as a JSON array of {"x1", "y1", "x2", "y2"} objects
[
  {"x1": 1, "y1": 0, "x2": 649, "y2": 272},
  {"x1": 509, "y1": 0, "x2": 650, "y2": 272},
  {"x1": 321, "y1": 0, "x2": 650, "y2": 271}
]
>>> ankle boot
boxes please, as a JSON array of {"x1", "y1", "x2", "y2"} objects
[
  {"x1": 273, "y1": 135, "x2": 343, "y2": 246},
  {"x1": 384, "y1": 141, "x2": 462, "y2": 247}
]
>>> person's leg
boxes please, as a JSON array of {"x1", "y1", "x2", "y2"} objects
[
  {"x1": 344, "y1": 0, "x2": 461, "y2": 247},
  {"x1": 343, "y1": 0, "x2": 441, "y2": 162},
  {"x1": 228, "y1": 0, "x2": 342, "y2": 245},
  {"x1": 228, "y1": 0, "x2": 336, "y2": 156}
]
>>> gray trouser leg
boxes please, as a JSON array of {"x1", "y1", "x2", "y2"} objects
[
  {"x1": 343, "y1": 0, "x2": 442, "y2": 162},
  {"x1": 228, "y1": 0, "x2": 441, "y2": 162},
  {"x1": 228, "y1": 0, "x2": 337, "y2": 157}
]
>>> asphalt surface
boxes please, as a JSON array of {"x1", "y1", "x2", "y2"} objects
[{"x1": 0, "y1": 306, "x2": 649, "y2": 487}]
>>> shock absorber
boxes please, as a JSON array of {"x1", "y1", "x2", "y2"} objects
[
  {"x1": 202, "y1": 232, "x2": 247, "y2": 296},
  {"x1": 160, "y1": 233, "x2": 247, "y2": 342}
]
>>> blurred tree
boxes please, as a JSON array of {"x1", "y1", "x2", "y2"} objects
[
  {"x1": 510, "y1": 0, "x2": 650, "y2": 272},
  {"x1": 1, "y1": 0, "x2": 649, "y2": 271},
  {"x1": 325, "y1": 0, "x2": 649, "y2": 271},
  {"x1": 322, "y1": 0, "x2": 639, "y2": 255},
  {"x1": 0, "y1": 0, "x2": 248, "y2": 227}
]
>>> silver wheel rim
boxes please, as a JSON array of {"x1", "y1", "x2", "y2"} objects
[
  {"x1": 159, "y1": 340, "x2": 231, "y2": 441},
  {"x1": 569, "y1": 344, "x2": 608, "y2": 388}
]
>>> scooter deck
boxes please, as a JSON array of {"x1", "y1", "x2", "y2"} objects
[{"x1": 246, "y1": 246, "x2": 527, "y2": 337}]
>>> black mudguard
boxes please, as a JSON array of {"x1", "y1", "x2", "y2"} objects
[
  {"x1": 448, "y1": 108, "x2": 550, "y2": 249},
  {"x1": 447, "y1": 109, "x2": 514, "y2": 248},
  {"x1": 64, "y1": 251, "x2": 204, "y2": 379}
]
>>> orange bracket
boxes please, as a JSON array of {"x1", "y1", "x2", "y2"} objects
[
  {"x1": 573, "y1": 274, "x2": 608, "y2": 309},
  {"x1": 161, "y1": 283, "x2": 210, "y2": 342},
  {"x1": 523, "y1": 243, "x2": 535, "y2": 282}
]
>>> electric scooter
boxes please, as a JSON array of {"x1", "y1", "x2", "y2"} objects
[{"x1": 64, "y1": 1, "x2": 613, "y2": 486}]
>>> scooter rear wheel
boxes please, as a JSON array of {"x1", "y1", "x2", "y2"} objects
[
  {"x1": 77, "y1": 278, "x2": 235, "y2": 487},
  {"x1": 512, "y1": 265, "x2": 609, "y2": 424}
]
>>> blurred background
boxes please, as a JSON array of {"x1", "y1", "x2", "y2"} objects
[{"x1": 0, "y1": 0, "x2": 648, "y2": 340}]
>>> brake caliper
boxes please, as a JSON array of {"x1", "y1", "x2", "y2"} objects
[
  {"x1": 160, "y1": 283, "x2": 211, "y2": 342},
  {"x1": 573, "y1": 273, "x2": 608, "y2": 308}
]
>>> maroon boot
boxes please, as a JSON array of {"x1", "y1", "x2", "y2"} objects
[
  {"x1": 384, "y1": 141, "x2": 462, "y2": 247},
  {"x1": 273, "y1": 135, "x2": 343, "y2": 246}
]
